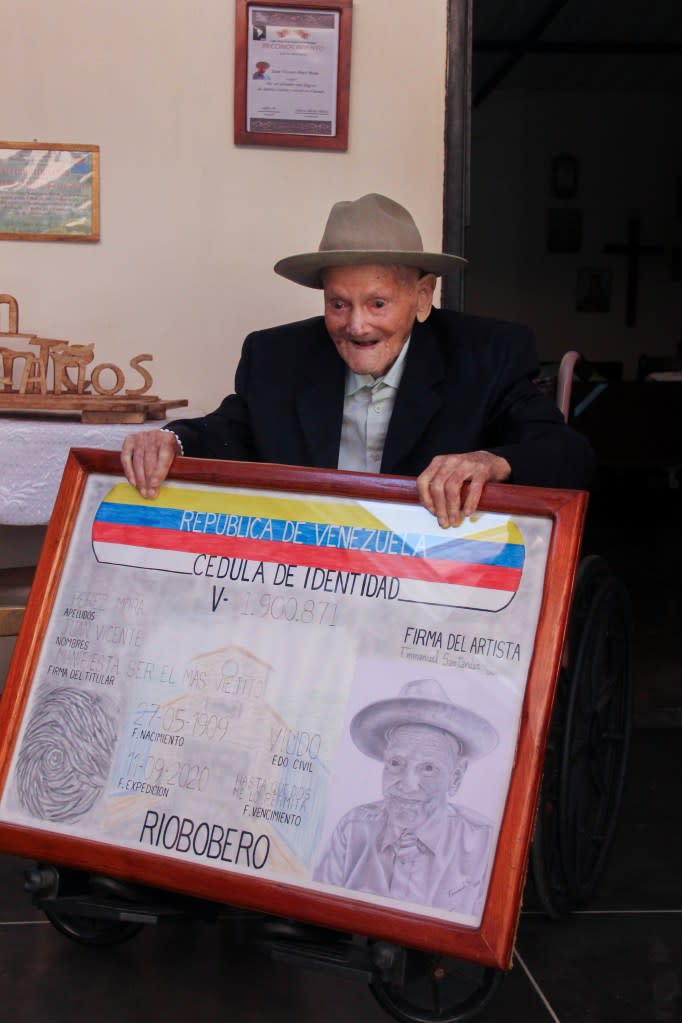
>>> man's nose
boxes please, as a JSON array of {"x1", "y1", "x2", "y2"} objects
[
  {"x1": 397, "y1": 764, "x2": 421, "y2": 791},
  {"x1": 347, "y1": 306, "x2": 371, "y2": 338}
]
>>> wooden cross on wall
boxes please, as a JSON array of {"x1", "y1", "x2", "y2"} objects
[{"x1": 603, "y1": 218, "x2": 664, "y2": 326}]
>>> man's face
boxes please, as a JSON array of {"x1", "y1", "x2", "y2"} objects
[
  {"x1": 382, "y1": 724, "x2": 463, "y2": 831},
  {"x1": 323, "y1": 264, "x2": 436, "y2": 378}
]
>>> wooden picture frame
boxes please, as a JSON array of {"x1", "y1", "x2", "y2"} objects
[
  {"x1": 234, "y1": 0, "x2": 352, "y2": 150},
  {"x1": 576, "y1": 267, "x2": 612, "y2": 314},
  {"x1": 0, "y1": 450, "x2": 586, "y2": 969},
  {"x1": 550, "y1": 153, "x2": 580, "y2": 199},
  {"x1": 0, "y1": 142, "x2": 100, "y2": 242}
]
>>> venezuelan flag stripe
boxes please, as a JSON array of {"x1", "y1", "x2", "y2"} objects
[
  {"x1": 96, "y1": 483, "x2": 391, "y2": 528},
  {"x1": 91, "y1": 520, "x2": 521, "y2": 591},
  {"x1": 94, "y1": 501, "x2": 524, "y2": 569},
  {"x1": 92, "y1": 484, "x2": 526, "y2": 609}
]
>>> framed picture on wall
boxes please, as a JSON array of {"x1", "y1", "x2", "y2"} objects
[
  {"x1": 550, "y1": 154, "x2": 580, "y2": 199},
  {"x1": 0, "y1": 141, "x2": 100, "y2": 242},
  {"x1": 576, "y1": 267, "x2": 612, "y2": 313},
  {"x1": 234, "y1": 0, "x2": 353, "y2": 150}
]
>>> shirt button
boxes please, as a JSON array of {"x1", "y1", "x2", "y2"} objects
[{"x1": 373, "y1": 404, "x2": 383, "y2": 413}]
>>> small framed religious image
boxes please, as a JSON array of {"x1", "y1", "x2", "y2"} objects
[
  {"x1": 0, "y1": 450, "x2": 586, "y2": 969},
  {"x1": 234, "y1": 0, "x2": 352, "y2": 150},
  {"x1": 547, "y1": 207, "x2": 583, "y2": 254},
  {"x1": 550, "y1": 153, "x2": 580, "y2": 199},
  {"x1": 576, "y1": 267, "x2": 612, "y2": 313},
  {"x1": 0, "y1": 142, "x2": 100, "y2": 242}
]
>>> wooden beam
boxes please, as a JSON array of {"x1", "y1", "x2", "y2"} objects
[{"x1": 473, "y1": 0, "x2": 574, "y2": 107}]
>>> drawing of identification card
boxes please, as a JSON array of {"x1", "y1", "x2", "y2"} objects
[{"x1": 0, "y1": 451, "x2": 586, "y2": 968}]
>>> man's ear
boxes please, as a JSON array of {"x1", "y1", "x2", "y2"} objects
[
  {"x1": 415, "y1": 274, "x2": 437, "y2": 323},
  {"x1": 449, "y1": 758, "x2": 468, "y2": 796}
]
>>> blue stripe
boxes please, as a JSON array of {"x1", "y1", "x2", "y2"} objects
[
  {"x1": 426, "y1": 538, "x2": 525, "y2": 568},
  {"x1": 95, "y1": 503, "x2": 180, "y2": 529},
  {"x1": 95, "y1": 502, "x2": 524, "y2": 567}
]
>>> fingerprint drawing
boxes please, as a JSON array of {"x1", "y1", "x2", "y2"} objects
[{"x1": 15, "y1": 687, "x2": 118, "y2": 824}]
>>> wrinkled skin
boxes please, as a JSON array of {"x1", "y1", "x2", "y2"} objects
[{"x1": 120, "y1": 263, "x2": 510, "y2": 523}]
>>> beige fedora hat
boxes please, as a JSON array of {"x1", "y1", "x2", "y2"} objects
[
  {"x1": 274, "y1": 193, "x2": 467, "y2": 289},
  {"x1": 350, "y1": 678, "x2": 498, "y2": 762}
]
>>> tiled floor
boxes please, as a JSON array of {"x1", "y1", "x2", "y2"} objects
[
  {"x1": 1, "y1": 487, "x2": 679, "y2": 1022},
  {"x1": 0, "y1": 725, "x2": 679, "y2": 1022}
]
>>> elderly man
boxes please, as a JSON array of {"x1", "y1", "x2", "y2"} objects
[
  {"x1": 121, "y1": 193, "x2": 593, "y2": 525},
  {"x1": 313, "y1": 679, "x2": 498, "y2": 916}
]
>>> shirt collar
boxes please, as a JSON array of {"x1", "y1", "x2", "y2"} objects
[
  {"x1": 344, "y1": 336, "x2": 411, "y2": 398},
  {"x1": 379, "y1": 800, "x2": 449, "y2": 856}
]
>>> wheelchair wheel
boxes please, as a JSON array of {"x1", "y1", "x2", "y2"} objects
[
  {"x1": 43, "y1": 906, "x2": 143, "y2": 946},
  {"x1": 530, "y1": 556, "x2": 632, "y2": 915},
  {"x1": 529, "y1": 666, "x2": 572, "y2": 917},
  {"x1": 33, "y1": 870, "x2": 146, "y2": 946},
  {"x1": 370, "y1": 951, "x2": 503, "y2": 1023},
  {"x1": 558, "y1": 570, "x2": 632, "y2": 903}
]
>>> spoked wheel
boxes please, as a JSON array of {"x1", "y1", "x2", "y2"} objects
[
  {"x1": 370, "y1": 951, "x2": 503, "y2": 1023},
  {"x1": 567, "y1": 555, "x2": 613, "y2": 634},
  {"x1": 529, "y1": 666, "x2": 572, "y2": 917},
  {"x1": 43, "y1": 906, "x2": 143, "y2": 946},
  {"x1": 530, "y1": 556, "x2": 632, "y2": 915},
  {"x1": 558, "y1": 570, "x2": 632, "y2": 903}
]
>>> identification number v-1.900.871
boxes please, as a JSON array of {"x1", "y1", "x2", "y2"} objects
[{"x1": 211, "y1": 588, "x2": 338, "y2": 626}]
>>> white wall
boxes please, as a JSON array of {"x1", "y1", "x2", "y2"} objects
[
  {"x1": 466, "y1": 89, "x2": 682, "y2": 378},
  {"x1": 0, "y1": 0, "x2": 449, "y2": 684},
  {"x1": 1, "y1": 0, "x2": 448, "y2": 411}
]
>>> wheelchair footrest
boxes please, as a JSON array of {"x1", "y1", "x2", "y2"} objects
[
  {"x1": 265, "y1": 935, "x2": 404, "y2": 985},
  {"x1": 34, "y1": 893, "x2": 187, "y2": 926}
]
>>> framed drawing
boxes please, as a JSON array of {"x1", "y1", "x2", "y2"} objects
[
  {"x1": 550, "y1": 153, "x2": 580, "y2": 199},
  {"x1": 0, "y1": 142, "x2": 100, "y2": 242},
  {"x1": 234, "y1": 0, "x2": 352, "y2": 150},
  {"x1": 0, "y1": 450, "x2": 586, "y2": 969},
  {"x1": 576, "y1": 267, "x2": 612, "y2": 313}
]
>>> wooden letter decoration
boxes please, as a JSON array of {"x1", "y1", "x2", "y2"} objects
[{"x1": 0, "y1": 294, "x2": 187, "y2": 423}]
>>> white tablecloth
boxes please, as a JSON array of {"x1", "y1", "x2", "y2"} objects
[{"x1": 0, "y1": 412, "x2": 203, "y2": 526}]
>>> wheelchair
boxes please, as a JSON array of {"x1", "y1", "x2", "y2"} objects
[
  {"x1": 528, "y1": 352, "x2": 633, "y2": 919},
  {"x1": 9, "y1": 354, "x2": 633, "y2": 1023}
]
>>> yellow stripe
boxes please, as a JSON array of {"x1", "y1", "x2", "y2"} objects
[
  {"x1": 103, "y1": 483, "x2": 386, "y2": 528},
  {"x1": 104, "y1": 486, "x2": 523, "y2": 548},
  {"x1": 461, "y1": 521, "x2": 524, "y2": 546}
]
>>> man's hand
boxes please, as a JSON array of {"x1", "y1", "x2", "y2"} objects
[
  {"x1": 417, "y1": 451, "x2": 512, "y2": 528},
  {"x1": 120, "y1": 430, "x2": 179, "y2": 499}
]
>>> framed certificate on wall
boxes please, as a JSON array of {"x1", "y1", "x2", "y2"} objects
[{"x1": 234, "y1": 0, "x2": 353, "y2": 150}]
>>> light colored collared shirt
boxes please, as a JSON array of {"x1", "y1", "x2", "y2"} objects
[
  {"x1": 337, "y1": 339, "x2": 410, "y2": 473},
  {"x1": 313, "y1": 798, "x2": 493, "y2": 917}
]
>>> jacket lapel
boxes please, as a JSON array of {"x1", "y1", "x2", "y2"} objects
[
  {"x1": 296, "y1": 332, "x2": 346, "y2": 468},
  {"x1": 381, "y1": 316, "x2": 445, "y2": 472}
]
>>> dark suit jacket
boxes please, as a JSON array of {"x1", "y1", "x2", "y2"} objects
[{"x1": 169, "y1": 308, "x2": 593, "y2": 489}]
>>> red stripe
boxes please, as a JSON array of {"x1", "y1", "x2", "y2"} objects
[{"x1": 92, "y1": 521, "x2": 521, "y2": 592}]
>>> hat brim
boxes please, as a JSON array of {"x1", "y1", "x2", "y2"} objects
[
  {"x1": 350, "y1": 696, "x2": 498, "y2": 762},
  {"x1": 274, "y1": 249, "x2": 467, "y2": 289}
]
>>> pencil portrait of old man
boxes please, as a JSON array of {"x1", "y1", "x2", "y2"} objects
[{"x1": 313, "y1": 678, "x2": 499, "y2": 917}]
